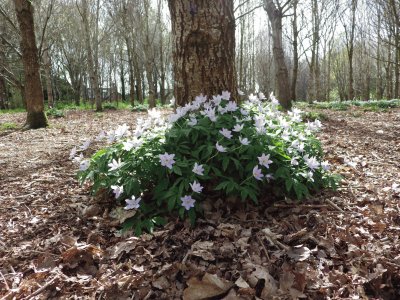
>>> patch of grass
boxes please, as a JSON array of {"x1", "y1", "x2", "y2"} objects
[
  {"x1": 302, "y1": 111, "x2": 328, "y2": 122},
  {"x1": 46, "y1": 108, "x2": 65, "y2": 118},
  {"x1": 131, "y1": 104, "x2": 149, "y2": 112},
  {"x1": 0, "y1": 122, "x2": 19, "y2": 131},
  {"x1": 0, "y1": 108, "x2": 25, "y2": 114}
]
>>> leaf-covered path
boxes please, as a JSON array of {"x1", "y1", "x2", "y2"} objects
[{"x1": 0, "y1": 108, "x2": 399, "y2": 299}]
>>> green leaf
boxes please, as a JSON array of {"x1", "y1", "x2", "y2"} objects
[
  {"x1": 167, "y1": 196, "x2": 176, "y2": 211},
  {"x1": 222, "y1": 156, "x2": 229, "y2": 172},
  {"x1": 188, "y1": 209, "x2": 196, "y2": 226},
  {"x1": 152, "y1": 216, "x2": 167, "y2": 226},
  {"x1": 215, "y1": 181, "x2": 229, "y2": 191},
  {"x1": 173, "y1": 165, "x2": 182, "y2": 175},
  {"x1": 285, "y1": 178, "x2": 293, "y2": 192}
]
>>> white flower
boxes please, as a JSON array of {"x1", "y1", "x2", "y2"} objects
[
  {"x1": 111, "y1": 185, "x2": 124, "y2": 198},
  {"x1": 192, "y1": 163, "x2": 204, "y2": 176},
  {"x1": 258, "y1": 153, "x2": 273, "y2": 168},
  {"x1": 321, "y1": 161, "x2": 330, "y2": 171},
  {"x1": 219, "y1": 128, "x2": 232, "y2": 139},
  {"x1": 79, "y1": 159, "x2": 90, "y2": 171},
  {"x1": 290, "y1": 157, "x2": 299, "y2": 166},
  {"x1": 123, "y1": 138, "x2": 143, "y2": 151},
  {"x1": 73, "y1": 153, "x2": 84, "y2": 164},
  {"x1": 79, "y1": 139, "x2": 91, "y2": 151},
  {"x1": 212, "y1": 95, "x2": 222, "y2": 106},
  {"x1": 218, "y1": 105, "x2": 228, "y2": 114},
  {"x1": 189, "y1": 181, "x2": 203, "y2": 193},
  {"x1": 148, "y1": 108, "x2": 161, "y2": 119},
  {"x1": 221, "y1": 91, "x2": 231, "y2": 100},
  {"x1": 249, "y1": 93, "x2": 258, "y2": 103},
  {"x1": 306, "y1": 171, "x2": 314, "y2": 182},
  {"x1": 194, "y1": 94, "x2": 207, "y2": 104},
  {"x1": 216, "y1": 142, "x2": 227, "y2": 152},
  {"x1": 106, "y1": 130, "x2": 116, "y2": 143},
  {"x1": 253, "y1": 165, "x2": 264, "y2": 181},
  {"x1": 69, "y1": 147, "x2": 77, "y2": 160},
  {"x1": 265, "y1": 174, "x2": 274, "y2": 181},
  {"x1": 239, "y1": 136, "x2": 250, "y2": 145},
  {"x1": 108, "y1": 158, "x2": 123, "y2": 171},
  {"x1": 159, "y1": 153, "x2": 175, "y2": 169},
  {"x1": 258, "y1": 92, "x2": 266, "y2": 100},
  {"x1": 96, "y1": 130, "x2": 106, "y2": 141},
  {"x1": 188, "y1": 117, "x2": 197, "y2": 126},
  {"x1": 115, "y1": 124, "x2": 130, "y2": 139},
  {"x1": 226, "y1": 101, "x2": 238, "y2": 112},
  {"x1": 269, "y1": 92, "x2": 279, "y2": 105},
  {"x1": 181, "y1": 195, "x2": 196, "y2": 210},
  {"x1": 124, "y1": 195, "x2": 141, "y2": 210},
  {"x1": 305, "y1": 156, "x2": 319, "y2": 171},
  {"x1": 240, "y1": 108, "x2": 249, "y2": 116},
  {"x1": 232, "y1": 123, "x2": 244, "y2": 132}
]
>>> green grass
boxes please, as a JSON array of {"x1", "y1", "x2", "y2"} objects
[
  {"x1": 46, "y1": 108, "x2": 65, "y2": 118},
  {"x1": 297, "y1": 99, "x2": 400, "y2": 111},
  {"x1": 301, "y1": 111, "x2": 328, "y2": 122},
  {"x1": 0, "y1": 122, "x2": 19, "y2": 131},
  {"x1": 0, "y1": 108, "x2": 25, "y2": 114}
]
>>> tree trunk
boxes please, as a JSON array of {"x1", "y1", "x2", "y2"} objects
[
  {"x1": 263, "y1": 0, "x2": 291, "y2": 110},
  {"x1": 347, "y1": 0, "x2": 357, "y2": 100},
  {"x1": 43, "y1": 48, "x2": 54, "y2": 108},
  {"x1": 168, "y1": 0, "x2": 237, "y2": 105},
  {"x1": 80, "y1": 0, "x2": 102, "y2": 111},
  {"x1": 291, "y1": 0, "x2": 298, "y2": 102},
  {"x1": 14, "y1": 0, "x2": 48, "y2": 129}
]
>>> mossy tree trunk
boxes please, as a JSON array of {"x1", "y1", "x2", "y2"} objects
[
  {"x1": 14, "y1": 0, "x2": 48, "y2": 129},
  {"x1": 168, "y1": 0, "x2": 237, "y2": 106}
]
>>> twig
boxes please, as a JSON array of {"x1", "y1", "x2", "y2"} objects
[
  {"x1": 262, "y1": 229, "x2": 290, "y2": 251},
  {"x1": 256, "y1": 234, "x2": 270, "y2": 262},
  {"x1": 21, "y1": 275, "x2": 58, "y2": 300},
  {"x1": 325, "y1": 199, "x2": 344, "y2": 212},
  {"x1": 0, "y1": 291, "x2": 17, "y2": 300},
  {"x1": 273, "y1": 204, "x2": 330, "y2": 209},
  {"x1": 181, "y1": 250, "x2": 191, "y2": 265},
  {"x1": 0, "y1": 270, "x2": 10, "y2": 290}
]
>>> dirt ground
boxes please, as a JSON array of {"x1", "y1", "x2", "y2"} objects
[{"x1": 0, "y1": 107, "x2": 399, "y2": 299}]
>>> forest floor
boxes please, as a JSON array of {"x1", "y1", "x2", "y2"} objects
[{"x1": 0, "y1": 106, "x2": 399, "y2": 300}]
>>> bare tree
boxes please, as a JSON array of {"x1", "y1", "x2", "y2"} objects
[
  {"x1": 14, "y1": 0, "x2": 48, "y2": 128},
  {"x1": 263, "y1": 0, "x2": 292, "y2": 109},
  {"x1": 78, "y1": 0, "x2": 102, "y2": 111}
]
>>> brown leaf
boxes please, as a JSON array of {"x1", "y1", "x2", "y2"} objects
[{"x1": 183, "y1": 273, "x2": 234, "y2": 300}]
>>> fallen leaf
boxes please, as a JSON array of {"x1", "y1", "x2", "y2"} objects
[{"x1": 183, "y1": 273, "x2": 234, "y2": 300}]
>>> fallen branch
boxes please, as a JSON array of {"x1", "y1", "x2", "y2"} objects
[{"x1": 21, "y1": 275, "x2": 58, "y2": 300}]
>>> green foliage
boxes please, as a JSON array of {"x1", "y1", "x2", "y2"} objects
[
  {"x1": 0, "y1": 122, "x2": 19, "y2": 131},
  {"x1": 75, "y1": 93, "x2": 340, "y2": 235},
  {"x1": 301, "y1": 111, "x2": 328, "y2": 122},
  {"x1": 300, "y1": 99, "x2": 400, "y2": 112},
  {"x1": 46, "y1": 107, "x2": 65, "y2": 118},
  {"x1": 130, "y1": 104, "x2": 149, "y2": 112}
]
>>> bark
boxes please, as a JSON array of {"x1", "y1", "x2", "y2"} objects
[
  {"x1": 43, "y1": 48, "x2": 54, "y2": 108},
  {"x1": 346, "y1": 0, "x2": 357, "y2": 100},
  {"x1": 263, "y1": 0, "x2": 291, "y2": 110},
  {"x1": 14, "y1": 0, "x2": 48, "y2": 129},
  {"x1": 168, "y1": 0, "x2": 237, "y2": 106},
  {"x1": 143, "y1": 0, "x2": 156, "y2": 108},
  {"x1": 119, "y1": 47, "x2": 126, "y2": 102},
  {"x1": 0, "y1": 75, "x2": 7, "y2": 109},
  {"x1": 80, "y1": 0, "x2": 102, "y2": 111},
  {"x1": 291, "y1": 0, "x2": 299, "y2": 102}
]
